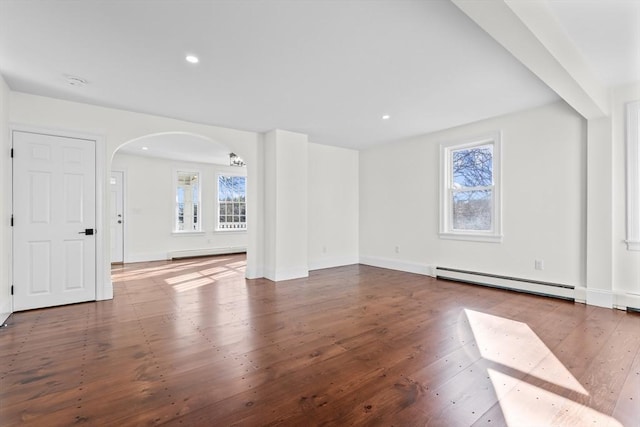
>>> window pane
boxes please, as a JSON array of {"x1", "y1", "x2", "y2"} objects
[
  {"x1": 218, "y1": 175, "x2": 246, "y2": 229},
  {"x1": 218, "y1": 176, "x2": 233, "y2": 201},
  {"x1": 177, "y1": 203, "x2": 184, "y2": 230},
  {"x1": 452, "y1": 146, "x2": 493, "y2": 188},
  {"x1": 193, "y1": 204, "x2": 198, "y2": 231},
  {"x1": 231, "y1": 176, "x2": 245, "y2": 200},
  {"x1": 452, "y1": 190, "x2": 492, "y2": 231}
]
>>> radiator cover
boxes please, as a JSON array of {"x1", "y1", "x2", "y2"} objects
[{"x1": 435, "y1": 267, "x2": 575, "y2": 301}]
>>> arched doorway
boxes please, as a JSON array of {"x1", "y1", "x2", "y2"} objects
[{"x1": 109, "y1": 132, "x2": 250, "y2": 272}]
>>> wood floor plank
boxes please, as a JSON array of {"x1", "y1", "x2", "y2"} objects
[
  {"x1": 611, "y1": 331, "x2": 640, "y2": 427},
  {"x1": 1, "y1": 255, "x2": 639, "y2": 426}
]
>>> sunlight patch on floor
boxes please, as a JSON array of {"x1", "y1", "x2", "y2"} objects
[
  {"x1": 200, "y1": 266, "x2": 229, "y2": 276},
  {"x1": 165, "y1": 272, "x2": 203, "y2": 285},
  {"x1": 227, "y1": 260, "x2": 247, "y2": 268},
  {"x1": 488, "y1": 369, "x2": 622, "y2": 427},
  {"x1": 465, "y1": 309, "x2": 587, "y2": 395},
  {"x1": 112, "y1": 258, "x2": 229, "y2": 281},
  {"x1": 465, "y1": 309, "x2": 622, "y2": 426},
  {"x1": 165, "y1": 264, "x2": 243, "y2": 291},
  {"x1": 211, "y1": 270, "x2": 238, "y2": 280},
  {"x1": 172, "y1": 277, "x2": 215, "y2": 292}
]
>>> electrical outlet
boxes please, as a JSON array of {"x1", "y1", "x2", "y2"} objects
[
  {"x1": 322, "y1": 245, "x2": 327, "y2": 254},
  {"x1": 395, "y1": 245, "x2": 400, "y2": 254},
  {"x1": 535, "y1": 259, "x2": 544, "y2": 270}
]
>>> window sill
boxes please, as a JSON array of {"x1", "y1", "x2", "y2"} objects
[
  {"x1": 626, "y1": 240, "x2": 640, "y2": 251},
  {"x1": 172, "y1": 231, "x2": 205, "y2": 236},
  {"x1": 439, "y1": 232, "x2": 503, "y2": 243},
  {"x1": 214, "y1": 229, "x2": 247, "y2": 234}
]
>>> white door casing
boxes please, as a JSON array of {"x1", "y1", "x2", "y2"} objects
[
  {"x1": 110, "y1": 171, "x2": 124, "y2": 263},
  {"x1": 13, "y1": 130, "x2": 97, "y2": 311}
]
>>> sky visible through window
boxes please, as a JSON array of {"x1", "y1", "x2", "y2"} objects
[{"x1": 451, "y1": 145, "x2": 493, "y2": 231}]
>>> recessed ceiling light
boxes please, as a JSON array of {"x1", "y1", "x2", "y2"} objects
[
  {"x1": 185, "y1": 55, "x2": 199, "y2": 64},
  {"x1": 141, "y1": 146, "x2": 149, "y2": 151},
  {"x1": 382, "y1": 114, "x2": 391, "y2": 120}
]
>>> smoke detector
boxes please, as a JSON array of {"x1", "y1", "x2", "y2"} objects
[{"x1": 65, "y1": 75, "x2": 88, "y2": 87}]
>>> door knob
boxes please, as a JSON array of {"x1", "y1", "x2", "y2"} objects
[{"x1": 79, "y1": 229, "x2": 95, "y2": 235}]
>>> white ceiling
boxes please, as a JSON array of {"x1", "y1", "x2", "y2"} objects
[
  {"x1": 0, "y1": 0, "x2": 637, "y2": 156},
  {"x1": 118, "y1": 133, "x2": 232, "y2": 165},
  {"x1": 547, "y1": 0, "x2": 640, "y2": 88}
]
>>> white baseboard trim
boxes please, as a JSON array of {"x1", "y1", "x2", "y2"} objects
[
  {"x1": 264, "y1": 266, "x2": 309, "y2": 282},
  {"x1": 586, "y1": 288, "x2": 614, "y2": 309},
  {"x1": 245, "y1": 265, "x2": 264, "y2": 280},
  {"x1": 169, "y1": 246, "x2": 247, "y2": 259},
  {"x1": 309, "y1": 255, "x2": 359, "y2": 271},
  {"x1": 98, "y1": 281, "x2": 114, "y2": 301},
  {"x1": 574, "y1": 286, "x2": 587, "y2": 304},
  {"x1": 0, "y1": 299, "x2": 11, "y2": 324},
  {"x1": 615, "y1": 292, "x2": 640, "y2": 311},
  {"x1": 359, "y1": 255, "x2": 432, "y2": 276},
  {"x1": 125, "y1": 252, "x2": 168, "y2": 263},
  {"x1": 549, "y1": 287, "x2": 639, "y2": 311},
  {"x1": 124, "y1": 247, "x2": 247, "y2": 264}
]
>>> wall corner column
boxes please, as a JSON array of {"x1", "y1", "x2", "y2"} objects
[
  {"x1": 585, "y1": 116, "x2": 614, "y2": 308},
  {"x1": 263, "y1": 129, "x2": 309, "y2": 281}
]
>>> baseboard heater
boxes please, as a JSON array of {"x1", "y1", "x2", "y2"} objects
[
  {"x1": 435, "y1": 267, "x2": 575, "y2": 301},
  {"x1": 169, "y1": 247, "x2": 246, "y2": 260}
]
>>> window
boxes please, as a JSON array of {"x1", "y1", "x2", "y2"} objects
[
  {"x1": 175, "y1": 171, "x2": 200, "y2": 232},
  {"x1": 218, "y1": 175, "x2": 246, "y2": 230},
  {"x1": 440, "y1": 133, "x2": 502, "y2": 242},
  {"x1": 626, "y1": 100, "x2": 640, "y2": 251}
]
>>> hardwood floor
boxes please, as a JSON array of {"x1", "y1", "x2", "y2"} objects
[{"x1": 1, "y1": 254, "x2": 639, "y2": 426}]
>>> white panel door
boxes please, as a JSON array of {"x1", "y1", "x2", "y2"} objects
[
  {"x1": 110, "y1": 171, "x2": 124, "y2": 263},
  {"x1": 13, "y1": 131, "x2": 96, "y2": 311}
]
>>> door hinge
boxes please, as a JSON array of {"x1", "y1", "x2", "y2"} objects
[
  {"x1": 10, "y1": 148, "x2": 13, "y2": 158},
  {"x1": 10, "y1": 285, "x2": 13, "y2": 295},
  {"x1": 10, "y1": 215, "x2": 13, "y2": 227}
]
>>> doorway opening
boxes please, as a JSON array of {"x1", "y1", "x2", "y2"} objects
[{"x1": 110, "y1": 132, "x2": 249, "y2": 273}]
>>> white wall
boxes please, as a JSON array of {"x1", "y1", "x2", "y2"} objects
[
  {"x1": 612, "y1": 82, "x2": 640, "y2": 306},
  {"x1": 0, "y1": 75, "x2": 11, "y2": 323},
  {"x1": 360, "y1": 101, "x2": 587, "y2": 287},
  {"x1": 111, "y1": 153, "x2": 247, "y2": 263},
  {"x1": 308, "y1": 142, "x2": 359, "y2": 270}
]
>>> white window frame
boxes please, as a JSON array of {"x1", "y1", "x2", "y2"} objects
[
  {"x1": 216, "y1": 172, "x2": 247, "y2": 232},
  {"x1": 440, "y1": 132, "x2": 502, "y2": 243},
  {"x1": 174, "y1": 169, "x2": 202, "y2": 233},
  {"x1": 626, "y1": 100, "x2": 640, "y2": 251}
]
